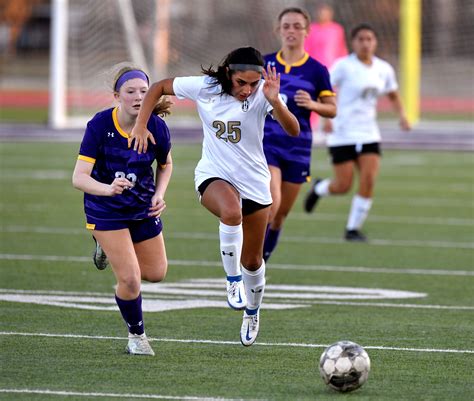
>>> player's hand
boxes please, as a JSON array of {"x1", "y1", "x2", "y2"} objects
[
  {"x1": 128, "y1": 126, "x2": 156, "y2": 154},
  {"x1": 400, "y1": 116, "x2": 411, "y2": 131},
  {"x1": 294, "y1": 90, "x2": 314, "y2": 109},
  {"x1": 323, "y1": 118, "x2": 333, "y2": 134},
  {"x1": 107, "y1": 178, "x2": 134, "y2": 196},
  {"x1": 262, "y1": 64, "x2": 280, "y2": 104},
  {"x1": 149, "y1": 194, "x2": 166, "y2": 217}
]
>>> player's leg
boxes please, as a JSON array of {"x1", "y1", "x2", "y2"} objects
[
  {"x1": 93, "y1": 229, "x2": 154, "y2": 355},
  {"x1": 264, "y1": 179, "x2": 302, "y2": 262},
  {"x1": 131, "y1": 217, "x2": 168, "y2": 283},
  {"x1": 240, "y1": 204, "x2": 271, "y2": 346},
  {"x1": 265, "y1": 156, "x2": 308, "y2": 261},
  {"x1": 304, "y1": 145, "x2": 355, "y2": 212},
  {"x1": 263, "y1": 165, "x2": 282, "y2": 262},
  {"x1": 200, "y1": 179, "x2": 246, "y2": 310},
  {"x1": 345, "y1": 150, "x2": 380, "y2": 241}
]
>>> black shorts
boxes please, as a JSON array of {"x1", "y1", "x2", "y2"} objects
[
  {"x1": 197, "y1": 177, "x2": 271, "y2": 216},
  {"x1": 329, "y1": 142, "x2": 381, "y2": 164}
]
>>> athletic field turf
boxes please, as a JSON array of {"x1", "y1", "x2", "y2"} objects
[{"x1": 1, "y1": 142, "x2": 473, "y2": 400}]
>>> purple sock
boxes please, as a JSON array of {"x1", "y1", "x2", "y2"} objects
[
  {"x1": 115, "y1": 293, "x2": 145, "y2": 335},
  {"x1": 263, "y1": 225, "x2": 281, "y2": 262}
]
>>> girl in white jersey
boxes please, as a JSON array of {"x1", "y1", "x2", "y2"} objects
[
  {"x1": 130, "y1": 47, "x2": 300, "y2": 346},
  {"x1": 304, "y1": 24, "x2": 410, "y2": 241}
]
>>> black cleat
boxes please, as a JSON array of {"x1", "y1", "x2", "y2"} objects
[
  {"x1": 344, "y1": 229, "x2": 368, "y2": 242},
  {"x1": 304, "y1": 179, "x2": 321, "y2": 213},
  {"x1": 93, "y1": 237, "x2": 109, "y2": 270}
]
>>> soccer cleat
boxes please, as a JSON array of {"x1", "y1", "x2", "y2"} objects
[
  {"x1": 226, "y1": 276, "x2": 247, "y2": 310},
  {"x1": 240, "y1": 309, "x2": 259, "y2": 346},
  {"x1": 92, "y1": 237, "x2": 109, "y2": 270},
  {"x1": 344, "y1": 229, "x2": 368, "y2": 242},
  {"x1": 304, "y1": 179, "x2": 322, "y2": 213},
  {"x1": 126, "y1": 333, "x2": 155, "y2": 356}
]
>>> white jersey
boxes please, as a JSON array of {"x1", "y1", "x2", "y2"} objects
[
  {"x1": 173, "y1": 75, "x2": 274, "y2": 204},
  {"x1": 328, "y1": 53, "x2": 398, "y2": 147}
]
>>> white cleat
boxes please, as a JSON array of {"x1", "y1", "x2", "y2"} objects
[
  {"x1": 240, "y1": 309, "x2": 259, "y2": 346},
  {"x1": 226, "y1": 276, "x2": 247, "y2": 310},
  {"x1": 126, "y1": 333, "x2": 155, "y2": 356}
]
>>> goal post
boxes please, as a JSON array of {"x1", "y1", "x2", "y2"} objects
[
  {"x1": 399, "y1": 0, "x2": 421, "y2": 125},
  {"x1": 49, "y1": 0, "x2": 68, "y2": 129},
  {"x1": 48, "y1": 0, "x2": 153, "y2": 128}
]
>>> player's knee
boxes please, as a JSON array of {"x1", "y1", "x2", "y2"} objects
[
  {"x1": 220, "y1": 207, "x2": 242, "y2": 226},
  {"x1": 272, "y1": 212, "x2": 287, "y2": 228},
  {"x1": 241, "y1": 255, "x2": 262, "y2": 270},
  {"x1": 118, "y1": 273, "x2": 141, "y2": 296},
  {"x1": 142, "y1": 262, "x2": 168, "y2": 283}
]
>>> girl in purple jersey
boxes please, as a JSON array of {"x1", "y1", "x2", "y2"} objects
[
  {"x1": 72, "y1": 63, "x2": 173, "y2": 356},
  {"x1": 262, "y1": 7, "x2": 337, "y2": 262}
]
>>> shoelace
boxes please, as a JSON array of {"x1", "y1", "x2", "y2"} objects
[
  {"x1": 248, "y1": 315, "x2": 258, "y2": 331},
  {"x1": 228, "y1": 281, "x2": 239, "y2": 297}
]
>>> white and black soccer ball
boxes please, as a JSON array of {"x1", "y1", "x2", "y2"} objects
[{"x1": 319, "y1": 340, "x2": 371, "y2": 392}]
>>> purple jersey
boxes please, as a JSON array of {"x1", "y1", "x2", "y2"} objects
[
  {"x1": 264, "y1": 51, "x2": 334, "y2": 163},
  {"x1": 78, "y1": 107, "x2": 171, "y2": 221}
]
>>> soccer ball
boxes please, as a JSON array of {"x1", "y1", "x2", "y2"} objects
[{"x1": 319, "y1": 340, "x2": 371, "y2": 392}]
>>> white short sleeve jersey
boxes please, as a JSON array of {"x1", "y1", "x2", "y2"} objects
[
  {"x1": 173, "y1": 75, "x2": 274, "y2": 204},
  {"x1": 328, "y1": 53, "x2": 398, "y2": 147}
]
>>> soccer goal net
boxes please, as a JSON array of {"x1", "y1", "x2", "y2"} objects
[{"x1": 50, "y1": 0, "x2": 473, "y2": 128}]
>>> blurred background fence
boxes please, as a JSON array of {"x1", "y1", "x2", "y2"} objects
[{"x1": 0, "y1": 0, "x2": 473, "y2": 126}]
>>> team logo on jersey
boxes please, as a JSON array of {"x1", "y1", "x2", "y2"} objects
[{"x1": 242, "y1": 99, "x2": 249, "y2": 112}]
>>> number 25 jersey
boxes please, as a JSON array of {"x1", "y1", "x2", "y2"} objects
[{"x1": 173, "y1": 76, "x2": 275, "y2": 205}]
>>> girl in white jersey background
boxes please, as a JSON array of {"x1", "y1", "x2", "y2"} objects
[
  {"x1": 130, "y1": 47, "x2": 300, "y2": 346},
  {"x1": 304, "y1": 23, "x2": 410, "y2": 242}
]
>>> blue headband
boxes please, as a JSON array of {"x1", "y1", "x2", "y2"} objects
[{"x1": 114, "y1": 70, "x2": 149, "y2": 91}]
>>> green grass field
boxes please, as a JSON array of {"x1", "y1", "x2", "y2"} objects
[{"x1": 0, "y1": 142, "x2": 473, "y2": 401}]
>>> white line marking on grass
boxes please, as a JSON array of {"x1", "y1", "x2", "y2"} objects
[
  {"x1": 3, "y1": 225, "x2": 474, "y2": 249},
  {"x1": 0, "y1": 388, "x2": 252, "y2": 400},
  {"x1": 288, "y1": 212, "x2": 474, "y2": 227},
  {"x1": 1, "y1": 331, "x2": 473, "y2": 354},
  {"x1": 1, "y1": 254, "x2": 473, "y2": 277},
  {"x1": 168, "y1": 232, "x2": 474, "y2": 250},
  {"x1": 1, "y1": 288, "x2": 472, "y2": 311}
]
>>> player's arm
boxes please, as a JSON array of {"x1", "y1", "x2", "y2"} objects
[
  {"x1": 149, "y1": 152, "x2": 173, "y2": 217},
  {"x1": 387, "y1": 90, "x2": 411, "y2": 131},
  {"x1": 130, "y1": 78, "x2": 176, "y2": 153},
  {"x1": 295, "y1": 91, "x2": 337, "y2": 118},
  {"x1": 72, "y1": 159, "x2": 132, "y2": 196},
  {"x1": 262, "y1": 65, "x2": 300, "y2": 137}
]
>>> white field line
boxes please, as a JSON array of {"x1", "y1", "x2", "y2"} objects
[
  {"x1": 0, "y1": 388, "x2": 252, "y2": 401},
  {"x1": 1, "y1": 288, "x2": 472, "y2": 311},
  {"x1": 287, "y1": 212, "x2": 474, "y2": 226},
  {"x1": 2, "y1": 225, "x2": 473, "y2": 249},
  {"x1": 1, "y1": 253, "x2": 473, "y2": 277},
  {"x1": 0, "y1": 331, "x2": 472, "y2": 354},
  {"x1": 168, "y1": 232, "x2": 474, "y2": 250}
]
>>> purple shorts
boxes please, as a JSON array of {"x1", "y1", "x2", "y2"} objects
[
  {"x1": 264, "y1": 147, "x2": 311, "y2": 184},
  {"x1": 86, "y1": 215, "x2": 163, "y2": 243}
]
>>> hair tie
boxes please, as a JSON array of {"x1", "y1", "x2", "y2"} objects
[
  {"x1": 228, "y1": 64, "x2": 263, "y2": 73},
  {"x1": 114, "y1": 70, "x2": 149, "y2": 91}
]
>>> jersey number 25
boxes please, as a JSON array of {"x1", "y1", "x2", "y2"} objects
[{"x1": 213, "y1": 120, "x2": 241, "y2": 144}]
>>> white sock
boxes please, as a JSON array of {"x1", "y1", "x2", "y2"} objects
[
  {"x1": 242, "y1": 262, "x2": 266, "y2": 311},
  {"x1": 219, "y1": 222, "x2": 243, "y2": 277},
  {"x1": 315, "y1": 178, "x2": 331, "y2": 196},
  {"x1": 346, "y1": 194, "x2": 373, "y2": 230}
]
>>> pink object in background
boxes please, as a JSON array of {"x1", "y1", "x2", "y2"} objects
[
  {"x1": 305, "y1": 21, "x2": 348, "y2": 69},
  {"x1": 304, "y1": 4, "x2": 348, "y2": 132}
]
